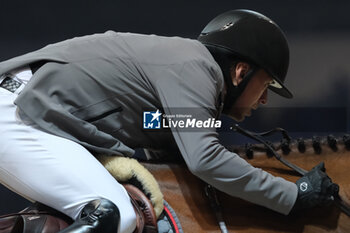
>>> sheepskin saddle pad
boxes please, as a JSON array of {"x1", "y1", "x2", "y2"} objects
[{"x1": 97, "y1": 156, "x2": 164, "y2": 218}]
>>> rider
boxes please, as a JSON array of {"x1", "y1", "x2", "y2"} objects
[
  {"x1": 197, "y1": 9, "x2": 338, "y2": 213},
  {"x1": 0, "y1": 9, "x2": 338, "y2": 233}
]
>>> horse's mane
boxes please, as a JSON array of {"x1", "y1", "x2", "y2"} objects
[{"x1": 226, "y1": 134, "x2": 350, "y2": 159}]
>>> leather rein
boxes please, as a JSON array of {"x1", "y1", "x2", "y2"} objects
[
  {"x1": 232, "y1": 124, "x2": 350, "y2": 217},
  {"x1": 205, "y1": 124, "x2": 350, "y2": 233}
]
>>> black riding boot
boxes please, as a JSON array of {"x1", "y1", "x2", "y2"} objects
[{"x1": 59, "y1": 198, "x2": 120, "y2": 233}]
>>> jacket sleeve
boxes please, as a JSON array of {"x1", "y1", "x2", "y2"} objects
[{"x1": 153, "y1": 60, "x2": 298, "y2": 215}]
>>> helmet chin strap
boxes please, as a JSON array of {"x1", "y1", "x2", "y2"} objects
[
  {"x1": 222, "y1": 66, "x2": 257, "y2": 114},
  {"x1": 202, "y1": 44, "x2": 258, "y2": 113}
]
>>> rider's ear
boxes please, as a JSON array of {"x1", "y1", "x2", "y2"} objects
[{"x1": 233, "y1": 62, "x2": 250, "y2": 86}]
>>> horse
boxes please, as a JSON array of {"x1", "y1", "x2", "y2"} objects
[
  {"x1": 141, "y1": 135, "x2": 350, "y2": 233},
  {"x1": 1, "y1": 135, "x2": 349, "y2": 233}
]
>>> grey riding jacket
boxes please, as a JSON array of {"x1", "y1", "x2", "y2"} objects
[{"x1": 0, "y1": 31, "x2": 297, "y2": 214}]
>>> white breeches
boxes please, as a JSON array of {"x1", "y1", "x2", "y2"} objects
[{"x1": 0, "y1": 73, "x2": 136, "y2": 233}]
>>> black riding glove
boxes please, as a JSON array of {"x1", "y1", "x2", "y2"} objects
[{"x1": 292, "y1": 162, "x2": 339, "y2": 212}]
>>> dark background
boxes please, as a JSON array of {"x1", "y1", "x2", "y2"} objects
[{"x1": 0, "y1": 0, "x2": 349, "y2": 214}]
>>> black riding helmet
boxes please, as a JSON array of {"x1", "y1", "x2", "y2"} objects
[{"x1": 198, "y1": 9, "x2": 293, "y2": 110}]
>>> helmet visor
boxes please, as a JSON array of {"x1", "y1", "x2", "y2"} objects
[{"x1": 268, "y1": 78, "x2": 293, "y2": 98}]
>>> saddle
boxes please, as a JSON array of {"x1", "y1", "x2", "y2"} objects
[
  {"x1": 0, "y1": 155, "x2": 161, "y2": 233},
  {"x1": 99, "y1": 155, "x2": 162, "y2": 233},
  {"x1": 0, "y1": 184, "x2": 157, "y2": 233},
  {"x1": 124, "y1": 184, "x2": 158, "y2": 233},
  {"x1": 0, "y1": 202, "x2": 72, "y2": 233}
]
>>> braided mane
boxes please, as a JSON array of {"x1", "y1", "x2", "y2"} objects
[{"x1": 226, "y1": 134, "x2": 350, "y2": 159}]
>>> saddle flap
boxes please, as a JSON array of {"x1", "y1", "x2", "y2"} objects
[
  {"x1": 0, "y1": 215, "x2": 18, "y2": 233},
  {"x1": 0, "y1": 214, "x2": 46, "y2": 233},
  {"x1": 0, "y1": 203, "x2": 72, "y2": 233}
]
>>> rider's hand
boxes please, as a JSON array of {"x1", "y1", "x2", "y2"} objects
[{"x1": 291, "y1": 162, "x2": 339, "y2": 212}]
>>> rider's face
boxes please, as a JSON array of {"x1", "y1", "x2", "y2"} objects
[{"x1": 228, "y1": 62, "x2": 273, "y2": 122}]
